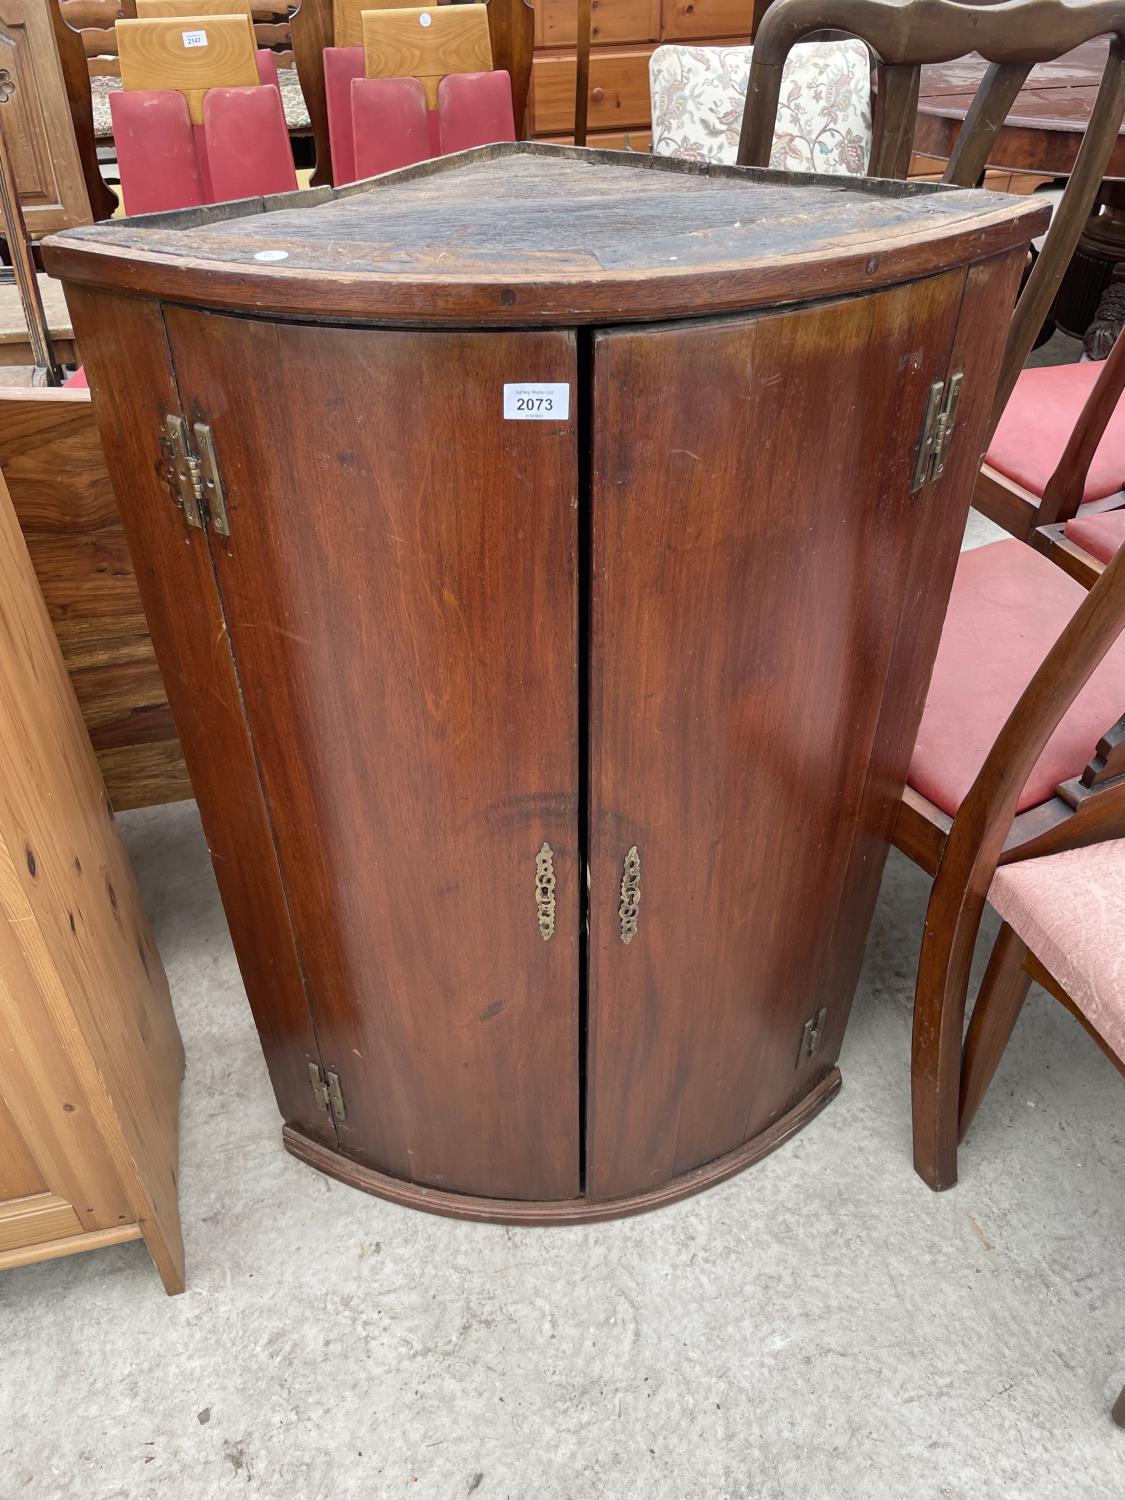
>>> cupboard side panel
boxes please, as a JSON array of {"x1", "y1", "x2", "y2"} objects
[
  {"x1": 808, "y1": 249, "x2": 1031, "y2": 1085},
  {"x1": 586, "y1": 276, "x2": 966, "y2": 1202},
  {"x1": 63, "y1": 287, "x2": 330, "y2": 1143},
  {"x1": 163, "y1": 313, "x2": 582, "y2": 1204}
]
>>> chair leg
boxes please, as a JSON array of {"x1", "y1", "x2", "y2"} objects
[
  {"x1": 959, "y1": 922, "x2": 1033, "y2": 1144},
  {"x1": 1113, "y1": 1383, "x2": 1125, "y2": 1428},
  {"x1": 911, "y1": 882, "x2": 990, "y2": 1193}
]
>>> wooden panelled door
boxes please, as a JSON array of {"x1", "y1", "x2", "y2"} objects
[
  {"x1": 162, "y1": 311, "x2": 582, "y2": 1203},
  {"x1": 585, "y1": 275, "x2": 969, "y2": 1202}
]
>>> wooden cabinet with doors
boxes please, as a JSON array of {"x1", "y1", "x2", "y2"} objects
[
  {"x1": 529, "y1": 0, "x2": 758, "y2": 149},
  {"x1": 45, "y1": 145, "x2": 1045, "y2": 1224}
]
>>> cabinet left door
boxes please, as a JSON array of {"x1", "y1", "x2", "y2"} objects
[{"x1": 161, "y1": 310, "x2": 583, "y2": 1203}]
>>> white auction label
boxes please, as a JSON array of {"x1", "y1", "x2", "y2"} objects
[
  {"x1": 503, "y1": 383, "x2": 570, "y2": 420},
  {"x1": 182, "y1": 28, "x2": 208, "y2": 46}
]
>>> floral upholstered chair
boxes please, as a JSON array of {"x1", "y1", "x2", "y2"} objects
[{"x1": 649, "y1": 39, "x2": 871, "y2": 173}]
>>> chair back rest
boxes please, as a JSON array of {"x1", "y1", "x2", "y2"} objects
[
  {"x1": 335, "y1": 0, "x2": 419, "y2": 48},
  {"x1": 737, "y1": 0, "x2": 1125, "y2": 433},
  {"x1": 136, "y1": 0, "x2": 254, "y2": 18},
  {"x1": 361, "y1": 5, "x2": 493, "y2": 107},
  {"x1": 117, "y1": 14, "x2": 259, "y2": 122}
]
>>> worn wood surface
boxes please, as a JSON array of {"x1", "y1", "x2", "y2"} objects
[
  {"x1": 44, "y1": 145, "x2": 1047, "y2": 327},
  {"x1": 163, "y1": 309, "x2": 582, "y2": 1202},
  {"x1": 0, "y1": 469, "x2": 184, "y2": 1291},
  {"x1": 0, "y1": 387, "x2": 189, "y2": 812},
  {"x1": 116, "y1": 13, "x2": 259, "y2": 122}
]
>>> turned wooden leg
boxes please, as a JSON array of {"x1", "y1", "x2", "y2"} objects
[
  {"x1": 1113, "y1": 1383, "x2": 1125, "y2": 1428},
  {"x1": 959, "y1": 922, "x2": 1033, "y2": 1144}
]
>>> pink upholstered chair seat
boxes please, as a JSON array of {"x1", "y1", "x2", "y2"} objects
[
  {"x1": 1063, "y1": 508, "x2": 1125, "y2": 565},
  {"x1": 988, "y1": 839, "x2": 1125, "y2": 1063},
  {"x1": 987, "y1": 361, "x2": 1125, "y2": 505},
  {"x1": 909, "y1": 540, "x2": 1125, "y2": 816}
]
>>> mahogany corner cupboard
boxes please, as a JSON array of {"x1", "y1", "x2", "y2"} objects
[{"x1": 45, "y1": 146, "x2": 1045, "y2": 1223}]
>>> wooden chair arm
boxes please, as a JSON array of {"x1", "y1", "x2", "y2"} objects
[{"x1": 1037, "y1": 329, "x2": 1125, "y2": 526}]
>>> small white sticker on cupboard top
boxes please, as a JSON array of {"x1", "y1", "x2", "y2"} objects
[
  {"x1": 182, "y1": 28, "x2": 208, "y2": 46},
  {"x1": 503, "y1": 383, "x2": 570, "y2": 420}
]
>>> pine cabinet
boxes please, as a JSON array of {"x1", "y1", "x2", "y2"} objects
[
  {"x1": 0, "y1": 472, "x2": 183, "y2": 1290},
  {"x1": 45, "y1": 145, "x2": 1044, "y2": 1223}
]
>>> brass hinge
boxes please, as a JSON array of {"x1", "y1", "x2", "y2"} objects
[
  {"x1": 308, "y1": 1061, "x2": 346, "y2": 1123},
  {"x1": 796, "y1": 1007, "x2": 828, "y2": 1067},
  {"x1": 161, "y1": 415, "x2": 230, "y2": 536},
  {"x1": 912, "y1": 371, "x2": 963, "y2": 492}
]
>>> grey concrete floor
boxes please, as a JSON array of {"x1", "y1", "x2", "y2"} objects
[{"x1": 1, "y1": 798, "x2": 1122, "y2": 1499}]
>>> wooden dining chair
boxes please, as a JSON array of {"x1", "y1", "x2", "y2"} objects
[
  {"x1": 738, "y1": 0, "x2": 1125, "y2": 541},
  {"x1": 906, "y1": 535, "x2": 1125, "y2": 1192}
]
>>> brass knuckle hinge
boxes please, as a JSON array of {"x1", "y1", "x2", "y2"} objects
[
  {"x1": 308, "y1": 1061, "x2": 346, "y2": 1123},
  {"x1": 797, "y1": 1007, "x2": 828, "y2": 1068},
  {"x1": 162, "y1": 415, "x2": 230, "y2": 535},
  {"x1": 912, "y1": 371, "x2": 963, "y2": 492}
]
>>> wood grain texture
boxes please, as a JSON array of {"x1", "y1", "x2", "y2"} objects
[
  {"x1": 585, "y1": 273, "x2": 968, "y2": 1201},
  {"x1": 282, "y1": 1068, "x2": 841, "y2": 1222},
  {"x1": 0, "y1": 0, "x2": 93, "y2": 232},
  {"x1": 0, "y1": 469, "x2": 184, "y2": 1291},
  {"x1": 915, "y1": 42, "x2": 1125, "y2": 178},
  {"x1": 0, "y1": 388, "x2": 189, "y2": 811},
  {"x1": 0, "y1": 1192, "x2": 83, "y2": 1252},
  {"x1": 362, "y1": 4, "x2": 492, "y2": 109},
  {"x1": 163, "y1": 309, "x2": 582, "y2": 1202},
  {"x1": 62, "y1": 284, "x2": 329, "y2": 1143},
  {"x1": 43, "y1": 145, "x2": 1048, "y2": 327},
  {"x1": 117, "y1": 13, "x2": 259, "y2": 122}
]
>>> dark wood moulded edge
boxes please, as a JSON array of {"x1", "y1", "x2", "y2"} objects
[
  {"x1": 282, "y1": 1067, "x2": 842, "y2": 1224},
  {"x1": 41, "y1": 147, "x2": 1050, "y2": 328}
]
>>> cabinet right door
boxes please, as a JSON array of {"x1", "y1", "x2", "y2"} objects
[{"x1": 585, "y1": 271, "x2": 970, "y2": 1202}]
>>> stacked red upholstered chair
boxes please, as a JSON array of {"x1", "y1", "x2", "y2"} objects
[
  {"x1": 325, "y1": 3, "x2": 514, "y2": 185},
  {"x1": 109, "y1": 7, "x2": 296, "y2": 216}
]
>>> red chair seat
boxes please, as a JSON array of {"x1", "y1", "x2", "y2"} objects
[
  {"x1": 986, "y1": 361, "x2": 1125, "y2": 505},
  {"x1": 909, "y1": 540, "x2": 1125, "y2": 816},
  {"x1": 1063, "y1": 508, "x2": 1125, "y2": 565}
]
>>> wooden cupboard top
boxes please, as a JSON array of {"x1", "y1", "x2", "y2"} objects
[{"x1": 45, "y1": 144, "x2": 1048, "y2": 325}]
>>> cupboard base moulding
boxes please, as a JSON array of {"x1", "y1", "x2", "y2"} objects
[{"x1": 282, "y1": 1068, "x2": 842, "y2": 1225}]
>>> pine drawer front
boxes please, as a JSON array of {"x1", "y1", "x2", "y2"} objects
[
  {"x1": 660, "y1": 0, "x2": 755, "y2": 40},
  {"x1": 535, "y1": 0, "x2": 660, "y2": 49},
  {"x1": 530, "y1": 46, "x2": 655, "y2": 136}
]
